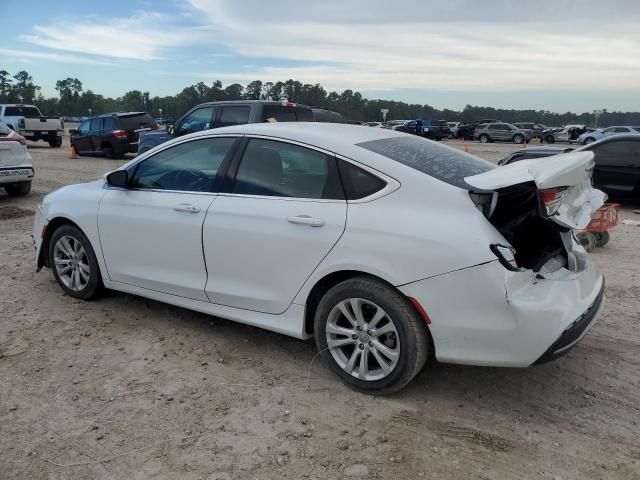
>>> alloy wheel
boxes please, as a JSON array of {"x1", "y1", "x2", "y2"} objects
[
  {"x1": 325, "y1": 298, "x2": 400, "y2": 381},
  {"x1": 53, "y1": 235, "x2": 90, "y2": 291}
]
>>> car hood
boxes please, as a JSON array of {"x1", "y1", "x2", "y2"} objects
[{"x1": 465, "y1": 151, "x2": 605, "y2": 229}]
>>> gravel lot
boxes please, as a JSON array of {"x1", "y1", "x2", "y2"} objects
[{"x1": 1, "y1": 131, "x2": 639, "y2": 480}]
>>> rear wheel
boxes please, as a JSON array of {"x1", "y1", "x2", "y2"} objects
[
  {"x1": 314, "y1": 276, "x2": 429, "y2": 395},
  {"x1": 48, "y1": 137, "x2": 62, "y2": 148},
  {"x1": 49, "y1": 225, "x2": 103, "y2": 300},
  {"x1": 545, "y1": 135, "x2": 555, "y2": 143},
  {"x1": 4, "y1": 181, "x2": 31, "y2": 197},
  {"x1": 102, "y1": 144, "x2": 115, "y2": 158},
  {"x1": 513, "y1": 134, "x2": 524, "y2": 144},
  {"x1": 479, "y1": 134, "x2": 490, "y2": 144}
]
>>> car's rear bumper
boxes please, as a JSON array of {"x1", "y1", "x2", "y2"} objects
[
  {"x1": 398, "y1": 258, "x2": 604, "y2": 367},
  {"x1": 0, "y1": 166, "x2": 34, "y2": 185}
]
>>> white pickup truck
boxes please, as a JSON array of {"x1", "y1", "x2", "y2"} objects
[{"x1": 0, "y1": 104, "x2": 64, "y2": 147}]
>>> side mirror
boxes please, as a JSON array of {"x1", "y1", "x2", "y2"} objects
[
  {"x1": 106, "y1": 170, "x2": 129, "y2": 189},
  {"x1": 167, "y1": 125, "x2": 175, "y2": 136},
  {"x1": 68, "y1": 129, "x2": 77, "y2": 135}
]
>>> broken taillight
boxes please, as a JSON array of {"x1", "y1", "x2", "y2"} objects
[{"x1": 538, "y1": 187, "x2": 567, "y2": 217}]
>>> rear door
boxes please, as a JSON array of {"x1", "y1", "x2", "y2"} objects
[
  {"x1": 203, "y1": 137, "x2": 347, "y2": 314},
  {"x1": 213, "y1": 105, "x2": 251, "y2": 128},
  {"x1": 591, "y1": 139, "x2": 638, "y2": 194},
  {"x1": 89, "y1": 117, "x2": 104, "y2": 152}
]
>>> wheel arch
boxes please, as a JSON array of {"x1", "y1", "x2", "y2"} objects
[
  {"x1": 38, "y1": 216, "x2": 85, "y2": 269},
  {"x1": 302, "y1": 269, "x2": 430, "y2": 339}
]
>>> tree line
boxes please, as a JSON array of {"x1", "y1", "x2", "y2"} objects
[{"x1": 1, "y1": 68, "x2": 639, "y2": 127}]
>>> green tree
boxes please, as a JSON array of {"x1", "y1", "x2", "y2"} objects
[
  {"x1": 245, "y1": 80, "x2": 263, "y2": 100},
  {"x1": 224, "y1": 83, "x2": 244, "y2": 100},
  {"x1": 0, "y1": 70, "x2": 12, "y2": 102},
  {"x1": 13, "y1": 70, "x2": 40, "y2": 103}
]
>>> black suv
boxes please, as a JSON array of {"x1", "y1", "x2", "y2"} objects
[
  {"x1": 138, "y1": 101, "x2": 316, "y2": 154},
  {"x1": 71, "y1": 112, "x2": 156, "y2": 158}
]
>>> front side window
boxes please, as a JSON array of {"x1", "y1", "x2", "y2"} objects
[
  {"x1": 130, "y1": 137, "x2": 236, "y2": 192},
  {"x1": 232, "y1": 138, "x2": 342, "y2": 199},
  {"x1": 216, "y1": 106, "x2": 250, "y2": 127},
  {"x1": 178, "y1": 107, "x2": 216, "y2": 135},
  {"x1": 77, "y1": 120, "x2": 90, "y2": 135}
]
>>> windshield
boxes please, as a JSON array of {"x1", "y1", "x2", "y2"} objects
[{"x1": 356, "y1": 135, "x2": 494, "y2": 190}]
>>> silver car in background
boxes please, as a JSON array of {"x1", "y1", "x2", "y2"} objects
[{"x1": 473, "y1": 122, "x2": 533, "y2": 144}]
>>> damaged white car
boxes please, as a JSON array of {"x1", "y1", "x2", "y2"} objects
[{"x1": 32, "y1": 124, "x2": 605, "y2": 394}]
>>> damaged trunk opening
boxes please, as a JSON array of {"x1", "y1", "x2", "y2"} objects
[{"x1": 471, "y1": 182, "x2": 570, "y2": 272}]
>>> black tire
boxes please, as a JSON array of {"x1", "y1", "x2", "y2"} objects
[
  {"x1": 4, "y1": 181, "x2": 31, "y2": 197},
  {"x1": 72, "y1": 143, "x2": 82, "y2": 156},
  {"x1": 513, "y1": 134, "x2": 524, "y2": 144},
  {"x1": 314, "y1": 276, "x2": 429, "y2": 395},
  {"x1": 102, "y1": 144, "x2": 115, "y2": 158},
  {"x1": 584, "y1": 137, "x2": 595, "y2": 144},
  {"x1": 479, "y1": 134, "x2": 489, "y2": 144},
  {"x1": 48, "y1": 137, "x2": 63, "y2": 148},
  {"x1": 48, "y1": 224, "x2": 103, "y2": 300},
  {"x1": 594, "y1": 231, "x2": 610, "y2": 247},
  {"x1": 545, "y1": 135, "x2": 555, "y2": 144}
]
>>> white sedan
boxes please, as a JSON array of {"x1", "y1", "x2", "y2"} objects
[
  {"x1": 0, "y1": 119, "x2": 33, "y2": 196},
  {"x1": 33, "y1": 123, "x2": 606, "y2": 394}
]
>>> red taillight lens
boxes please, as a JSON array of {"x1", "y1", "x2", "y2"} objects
[
  {"x1": 0, "y1": 135, "x2": 27, "y2": 145},
  {"x1": 113, "y1": 130, "x2": 127, "y2": 138},
  {"x1": 538, "y1": 187, "x2": 567, "y2": 217}
]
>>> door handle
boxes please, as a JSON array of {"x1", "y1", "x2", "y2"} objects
[
  {"x1": 287, "y1": 215, "x2": 325, "y2": 227},
  {"x1": 173, "y1": 203, "x2": 201, "y2": 213}
]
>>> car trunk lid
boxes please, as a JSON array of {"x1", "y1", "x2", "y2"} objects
[{"x1": 465, "y1": 151, "x2": 605, "y2": 230}]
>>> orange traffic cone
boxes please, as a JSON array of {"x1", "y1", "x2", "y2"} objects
[{"x1": 69, "y1": 145, "x2": 78, "y2": 159}]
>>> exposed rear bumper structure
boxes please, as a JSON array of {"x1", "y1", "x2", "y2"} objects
[{"x1": 533, "y1": 281, "x2": 604, "y2": 365}]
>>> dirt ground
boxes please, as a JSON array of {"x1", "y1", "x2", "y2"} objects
[{"x1": 1, "y1": 131, "x2": 639, "y2": 480}]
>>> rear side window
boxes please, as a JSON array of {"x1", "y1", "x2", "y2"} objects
[
  {"x1": 103, "y1": 117, "x2": 116, "y2": 130},
  {"x1": 356, "y1": 136, "x2": 493, "y2": 190},
  {"x1": 4, "y1": 106, "x2": 41, "y2": 116},
  {"x1": 262, "y1": 106, "x2": 315, "y2": 122},
  {"x1": 217, "y1": 106, "x2": 250, "y2": 127},
  {"x1": 313, "y1": 110, "x2": 346, "y2": 123},
  {"x1": 338, "y1": 161, "x2": 386, "y2": 200},
  {"x1": 90, "y1": 118, "x2": 102, "y2": 131},
  {"x1": 232, "y1": 138, "x2": 342, "y2": 199}
]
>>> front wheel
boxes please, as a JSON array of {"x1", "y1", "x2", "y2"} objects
[
  {"x1": 479, "y1": 134, "x2": 489, "y2": 143},
  {"x1": 314, "y1": 276, "x2": 429, "y2": 394},
  {"x1": 49, "y1": 225, "x2": 103, "y2": 300},
  {"x1": 584, "y1": 137, "x2": 595, "y2": 144},
  {"x1": 513, "y1": 134, "x2": 524, "y2": 144},
  {"x1": 4, "y1": 181, "x2": 31, "y2": 197}
]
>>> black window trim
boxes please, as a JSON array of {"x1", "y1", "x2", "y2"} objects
[{"x1": 122, "y1": 134, "x2": 243, "y2": 195}]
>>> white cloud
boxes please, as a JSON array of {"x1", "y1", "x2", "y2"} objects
[
  {"x1": 187, "y1": 0, "x2": 640, "y2": 92},
  {"x1": 0, "y1": 48, "x2": 112, "y2": 65},
  {"x1": 21, "y1": 11, "x2": 211, "y2": 60}
]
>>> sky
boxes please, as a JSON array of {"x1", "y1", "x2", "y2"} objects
[{"x1": 2, "y1": 0, "x2": 639, "y2": 113}]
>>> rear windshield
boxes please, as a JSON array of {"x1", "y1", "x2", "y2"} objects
[
  {"x1": 432, "y1": 120, "x2": 448, "y2": 126},
  {"x1": 356, "y1": 136, "x2": 494, "y2": 189},
  {"x1": 5, "y1": 106, "x2": 41, "y2": 117},
  {"x1": 118, "y1": 115, "x2": 156, "y2": 130},
  {"x1": 262, "y1": 106, "x2": 315, "y2": 122},
  {"x1": 314, "y1": 110, "x2": 346, "y2": 123}
]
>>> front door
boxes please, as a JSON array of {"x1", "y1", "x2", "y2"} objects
[
  {"x1": 73, "y1": 119, "x2": 91, "y2": 153},
  {"x1": 203, "y1": 137, "x2": 347, "y2": 314},
  {"x1": 98, "y1": 136, "x2": 239, "y2": 300}
]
